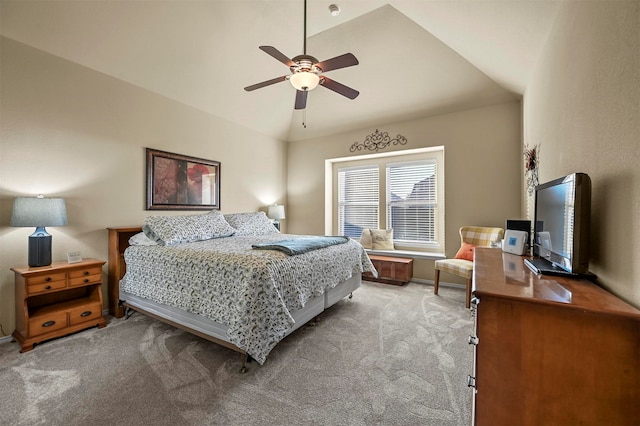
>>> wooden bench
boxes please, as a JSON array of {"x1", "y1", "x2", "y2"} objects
[{"x1": 363, "y1": 254, "x2": 413, "y2": 286}]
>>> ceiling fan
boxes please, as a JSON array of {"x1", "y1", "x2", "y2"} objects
[{"x1": 243, "y1": 0, "x2": 360, "y2": 111}]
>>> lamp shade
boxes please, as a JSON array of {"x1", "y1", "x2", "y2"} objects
[
  {"x1": 268, "y1": 205, "x2": 286, "y2": 220},
  {"x1": 11, "y1": 197, "x2": 67, "y2": 227}
]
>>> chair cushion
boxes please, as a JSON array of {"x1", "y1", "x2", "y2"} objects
[
  {"x1": 435, "y1": 259, "x2": 474, "y2": 279},
  {"x1": 454, "y1": 242, "x2": 475, "y2": 261}
]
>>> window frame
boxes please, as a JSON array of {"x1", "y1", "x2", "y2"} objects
[{"x1": 326, "y1": 146, "x2": 445, "y2": 255}]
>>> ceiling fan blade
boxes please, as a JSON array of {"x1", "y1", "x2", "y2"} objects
[
  {"x1": 320, "y1": 77, "x2": 359, "y2": 100},
  {"x1": 294, "y1": 90, "x2": 308, "y2": 110},
  {"x1": 244, "y1": 75, "x2": 288, "y2": 92},
  {"x1": 316, "y1": 53, "x2": 359, "y2": 73},
  {"x1": 259, "y1": 46, "x2": 295, "y2": 67}
]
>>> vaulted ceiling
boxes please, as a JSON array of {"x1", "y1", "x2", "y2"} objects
[{"x1": 0, "y1": 0, "x2": 561, "y2": 142}]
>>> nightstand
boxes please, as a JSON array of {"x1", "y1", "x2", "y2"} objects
[{"x1": 12, "y1": 258, "x2": 107, "y2": 352}]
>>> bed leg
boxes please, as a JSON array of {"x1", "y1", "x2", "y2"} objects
[
  {"x1": 124, "y1": 306, "x2": 135, "y2": 320},
  {"x1": 239, "y1": 353, "x2": 252, "y2": 374}
]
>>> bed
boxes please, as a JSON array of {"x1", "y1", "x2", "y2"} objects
[{"x1": 107, "y1": 211, "x2": 376, "y2": 371}]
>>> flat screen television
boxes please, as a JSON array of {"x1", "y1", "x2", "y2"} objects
[{"x1": 533, "y1": 172, "x2": 591, "y2": 274}]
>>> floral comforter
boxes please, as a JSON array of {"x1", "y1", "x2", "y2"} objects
[{"x1": 120, "y1": 234, "x2": 376, "y2": 364}]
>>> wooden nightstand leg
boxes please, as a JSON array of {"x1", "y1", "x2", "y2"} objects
[{"x1": 13, "y1": 331, "x2": 33, "y2": 353}]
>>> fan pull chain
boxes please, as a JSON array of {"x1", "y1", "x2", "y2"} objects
[{"x1": 302, "y1": 109, "x2": 307, "y2": 128}]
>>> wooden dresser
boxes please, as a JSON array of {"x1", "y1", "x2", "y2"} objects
[
  {"x1": 12, "y1": 258, "x2": 106, "y2": 352},
  {"x1": 469, "y1": 248, "x2": 639, "y2": 425}
]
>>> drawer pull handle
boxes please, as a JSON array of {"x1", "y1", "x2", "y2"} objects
[
  {"x1": 42, "y1": 320, "x2": 56, "y2": 328},
  {"x1": 80, "y1": 311, "x2": 92, "y2": 317},
  {"x1": 45, "y1": 285, "x2": 52, "y2": 290},
  {"x1": 467, "y1": 375, "x2": 476, "y2": 388},
  {"x1": 83, "y1": 271, "x2": 90, "y2": 276},
  {"x1": 83, "y1": 278, "x2": 90, "y2": 283},
  {"x1": 45, "y1": 277, "x2": 52, "y2": 282}
]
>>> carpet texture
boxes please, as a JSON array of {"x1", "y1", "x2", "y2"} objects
[{"x1": 0, "y1": 282, "x2": 473, "y2": 425}]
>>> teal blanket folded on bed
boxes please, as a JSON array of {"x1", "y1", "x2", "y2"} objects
[{"x1": 252, "y1": 236, "x2": 350, "y2": 255}]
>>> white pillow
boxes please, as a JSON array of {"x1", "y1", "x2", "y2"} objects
[
  {"x1": 143, "y1": 212, "x2": 236, "y2": 246},
  {"x1": 371, "y1": 229, "x2": 394, "y2": 250},
  {"x1": 360, "y1": 229, "x2": 373, "y2": 249},
  {"x1": 128, "y1": 232, "x2": 158, "y2": 246},
  {"x1": 223, "y1": 212, "x2": 279, "y2": 236}
]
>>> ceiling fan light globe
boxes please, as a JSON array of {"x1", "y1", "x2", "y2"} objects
[{"x1": 290, "y1": 71, "x2": 320, "y2": 91}]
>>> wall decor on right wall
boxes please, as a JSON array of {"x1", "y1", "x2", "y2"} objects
[
  {"x1": 524, "y1": 143, "x2": 540, "y2": 196},
  {"x1": 349, "y1": 129, "x2": 408, "y2": 152}
]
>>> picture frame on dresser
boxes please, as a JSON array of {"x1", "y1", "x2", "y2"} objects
[{"x1": 146, "y1": 148, "x2": 220, "y2": 210}]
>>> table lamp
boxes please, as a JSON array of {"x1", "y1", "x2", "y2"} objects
[
  {"x1": 267, "y1": 205, "x2": 285, "y2": 231},
  {"x1": 11, "y1": 195, "x2": 68, "y2": 267}
]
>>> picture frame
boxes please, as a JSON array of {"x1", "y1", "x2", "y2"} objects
[
  {"x1": 146, "y1": 148, "x2": 220, "y2": 210},
  {"x1": 67, "y1": 251, "x2": 83, "y2": 264}
]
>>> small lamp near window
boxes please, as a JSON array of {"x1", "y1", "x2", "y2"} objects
[
  {"x1": 10, "y1": 195, "x2": 67, "y2": 267},
  {"x1": 267, "y1": 205, "x2": 286, "y2": 231}
]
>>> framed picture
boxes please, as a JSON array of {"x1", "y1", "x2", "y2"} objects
[
  {"x1": 146, "y1": 148, "x2": 220, "y2": 210},
  {"x1": 67, "y1": 251, "x2": 83, "y2": 264}
]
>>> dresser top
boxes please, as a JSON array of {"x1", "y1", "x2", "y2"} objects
[
  {"x1": 11, "y1": 258, "x2": 105, "y2": 275},
  {"x1": 473, "y1": 248, "x2": 640, "y2": 320}
]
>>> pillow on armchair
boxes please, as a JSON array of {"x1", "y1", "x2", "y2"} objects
[{"x1": 454, "y1": 242, "x2": 475, "y2": 261}]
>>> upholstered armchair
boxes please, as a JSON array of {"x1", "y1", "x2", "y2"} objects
[{"x1": 434, "y1": 226, "x2": 504, "y2": 308}]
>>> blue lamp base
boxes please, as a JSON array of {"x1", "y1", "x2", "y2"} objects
[{"x1": 28, "y1": 227, "x2": 52, "y2": 267}]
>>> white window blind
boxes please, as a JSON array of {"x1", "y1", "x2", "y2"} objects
[
  {"x1": 386, "y1": 160, "x2": 438, "y2": 247},
  {"x1": 338, "y1": 166, "x2": 379, "y2": 238}
]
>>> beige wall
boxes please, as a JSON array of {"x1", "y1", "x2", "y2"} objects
[
  {"x1": 0, "y1": 37, "x2": 287, "y2": 334},
  {"x1": 523, "y1": 1, "x2": 639, "y2": 306},
  {"x1": 287, "y1": 101, "x2": 523, "y2": 282}
]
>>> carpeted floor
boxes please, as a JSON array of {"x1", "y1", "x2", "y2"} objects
[{"x1": 0, "y1": 282, "x2": 473, "y2": 426}]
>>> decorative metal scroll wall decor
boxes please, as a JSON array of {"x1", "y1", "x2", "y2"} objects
[{"x1": 349, "y1": 129, "x2": 408, "y2": 152}]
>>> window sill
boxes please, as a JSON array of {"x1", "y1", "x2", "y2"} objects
[{"x1": 365, "y1": 249, "x2": 445, "y2": 260}]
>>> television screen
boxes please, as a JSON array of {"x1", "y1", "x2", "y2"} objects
[{"x1": 533, "y1": 173, "x2": 591, "y2": 274}]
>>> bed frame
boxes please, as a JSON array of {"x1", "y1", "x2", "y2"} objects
[{"x1": 107, "y1": 227, "x2": 361, "y2": 372}]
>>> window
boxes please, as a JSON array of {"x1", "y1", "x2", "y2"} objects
[
  {"x1": 386, "y1": 160, "x2": 438, "y2": 247},
  {"x1": 329, "y1": 147, "x2": 444, "y2": 254},
  {"x1": 338, "y1": 166, "x2": 379, "y2": 237}
]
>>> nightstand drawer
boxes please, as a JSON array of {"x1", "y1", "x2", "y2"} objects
[
  {"x1": 29, "y1": 311, "x2": 67, "y2": 337},
  {"x1": 69, "y1": 267, "x2": 102, "y2": 287},
  {"x1": 69, "y1": 302, "x2": 103, "y2": 325},
  {"x1": 27, "y1": 279, "x2": 67, "y2": 295},
  {"x1": 25, "y1": 272, "x2": 66, "y2": 294}
]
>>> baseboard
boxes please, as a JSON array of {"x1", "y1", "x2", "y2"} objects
[{"x1": 410, "y1": 277, "x2": 465, "y2": 289}]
